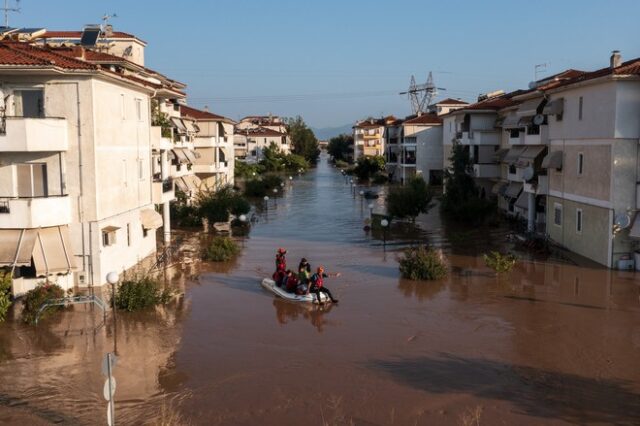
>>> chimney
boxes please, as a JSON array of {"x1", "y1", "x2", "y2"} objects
[
  {"x1": 71, "y1": 45, "x2": 85, "y2": 60},
  {"x1": 610, "y1": 50, "x2": 621, "y2": 68},
  {"x1": 204, "y1": 105, "x2": 209, "y2": 112}
]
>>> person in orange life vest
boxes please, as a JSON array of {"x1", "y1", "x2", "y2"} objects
[
  {"x1": 308, "y1": 266, "x2": 340, "y2": 304},
  {"x1": 273, "y1": 248, "x2": 287, "y2": 286}
]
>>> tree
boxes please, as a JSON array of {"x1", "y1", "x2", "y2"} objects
[
  {"x1": 285, "y1": 116, "x2": 320, "y2": 163},
  {"x1": 353, "y1": 155, "x2": 385, "y2": 181},
  {"x1": 386, "y1": 176, "x2": 433, "y2": 221},
  {"x1": 441, "y1": 142, "x2": 495, "y2": 222},
  {"x1": 327, "y1": 134, "x2": 353, "y2": 162}
]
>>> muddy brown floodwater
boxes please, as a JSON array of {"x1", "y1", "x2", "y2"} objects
[{"x1": 1, "y1": 154, "x2": 640, "y2": 425}]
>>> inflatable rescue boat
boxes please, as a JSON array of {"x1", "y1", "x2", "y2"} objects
[{"x1": 261, "y1": 278, "x2": 332, "y2": 304}]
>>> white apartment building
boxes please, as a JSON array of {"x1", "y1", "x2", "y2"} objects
[
  {"x1": 0, "y1": 33, "x2": 185, "y2": 294},
  {"x1": 537, "y1": 52, "x2": 640, "y2": 268},
  {"x1": 180, "y1": 105, "x2": 235, "y2": 190},
  {"x1": 234, "y1": 126, "x2": 290, "y2": 162}
]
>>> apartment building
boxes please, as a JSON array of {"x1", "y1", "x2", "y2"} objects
[
  {"x1": 180, "y1": 105, "x2": 235, "y2": 190},
  {"x1": 235, "y1": 115, "x2": 291, "y2": 160},
  {"x1": 537, "y1": 52, "x2": 640, "y2": 267},
  {"x1": 353, "y1": 117, "x2": 386, "y2": 161},
  {"x1": 442, "y1": 92, "x2": 518, "y2": 196},
  {"x1": 0, "y1": 30, "x2": 186, "y2": 294}
]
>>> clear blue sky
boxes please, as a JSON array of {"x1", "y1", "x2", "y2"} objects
[{"x1": 15, "y1": 0, "x2": 640, "y2": 128}]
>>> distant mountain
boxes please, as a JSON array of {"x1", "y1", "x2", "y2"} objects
[{"x1": 311, "y1": 124, "x2": 353, "y2": 141}]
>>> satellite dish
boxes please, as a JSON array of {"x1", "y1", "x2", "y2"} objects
[
  {"x1": 614, "y1": 213, "x2": 631, "y2": 229},
  {"x1": 533, "y1": 114, "x2": 545, "y2": 126},
  {"x1": 522, "y1": 166, "x2": 535, "y2": 181}
]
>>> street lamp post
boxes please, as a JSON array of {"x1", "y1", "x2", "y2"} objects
[
  {"x1": 106, "y1": 271, "x2": 118, "y2": 321},
  {"x1": 368, "y1": 203, "x2": 374, "y2": 218},
  {"x1": 273, "y1": 188, "x2": 278, "y2": 206},
  {"x1": 359, "y1": 190, "x2": 364, "y2": 209},
  {"x1": 380, "y1": 219, "x2": 389, "y2": 250},
  {"x1": 263, "y1": 195, "x2": 269, "y2": 211},
  {"x1": 239, "y1": 214, "x2": 247, "y2": 247}
]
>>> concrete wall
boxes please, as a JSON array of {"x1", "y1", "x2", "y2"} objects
[
  {"x1": 547, "y1": 196, "x2": 611, "y2": 266},
  {"x1": 406, "y1": 124, "x2": 442, "y2": 183}
]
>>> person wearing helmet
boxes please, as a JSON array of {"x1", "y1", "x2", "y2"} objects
[
  {"x1": 308, "y1": 266, "x2": 340, "y2": 304},
  {"x1": 273, "y1": 248, "x2": 287, "y2": 286}
]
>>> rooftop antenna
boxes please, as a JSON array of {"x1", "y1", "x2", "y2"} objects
[
  {"x1": 2, "y1": 0, "x2": 20, "y2": 27},
  {"x1": 399, "y1": 71, "x2": 446, "y2": 114},
  {"x1": 534, "y1": 63, "x2": 549, "y2": 82}
]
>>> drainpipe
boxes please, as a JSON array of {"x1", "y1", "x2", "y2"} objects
[{"x1": 527, "y1": 192, "x2": 536, "y2": 232}]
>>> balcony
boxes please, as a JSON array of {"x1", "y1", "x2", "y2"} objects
[
  {"x1": 472, "y1": 164, "x2": 500, "y2": 179},
  {"x1": 193, "y1": 136, "x2": 228, "y2": 148},
  {"x1": 0, "y1": 196, "x2": 71, "y2": 228},
  {"x1": 152, "y1": 179, "x2": 175, "y2": 204},
  {"x1": 461, "y1": 130, "x2": 500, "y2": 146},
  {"x1": 524, "y1": 175, "x2": 548, "y2": 195},
  {"x1": 523, "y1": 124, "x2": 549, "y2": 145},
  {"x1": 363, "y1": 133, "x2": 381, "y2": 139},
  {"x1": 151, "y1": 126, "x2": 173, "y2": 150},
  {"x1": 193, "y1": 161, "x2": 229, "y2": 174},
  {"x1": 0, "y1": 117, "x2": 68, "y2": 152},
  {"x1": 363, "y1": 146, "x2": 382, "y2": 156}
]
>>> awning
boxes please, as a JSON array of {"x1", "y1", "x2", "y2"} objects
[
  {"x1": 514, "y1": 191, "x2": 529, "y2": 210},
  {"x1": 493, "y1": 148, "x2": 509, "y2": 162},
  {"x1": 218, "y1": 147, "x2": 228, "y2": 162},
  {"x1": 542, "y1": 150, "x2": 563, "y2": 169},
  {"x1": 0, "y1": 229, "x2": 36, "y2": 267},
  {"x1": 630, "y1": 213, "x2": 640, "y2": 239},
  {"x1": 516, "y1": 98, "x2": 545, "y2": 117},
  {"x1": 518, "y1": 115, "x2": 534, "y2": 127},
  {"x1": 140, "y1": 208, "x2": 163, "y2": 230},
  {"x1": 183, "y1": 149, "x2": 199, "y2": 164},
  {"x1": 222, "y1": 123, "x2": 235, "y2": 136},
  {"x1": 504, "y1": 146, "x2": 526, "y2": 165},
  {"x1": 102, "y1": 225, "x2": 120, "y2": 233},
  {"x1": 174, "y1": 177, "x2": 188, "y2": 192},
  {"x1": 516, "y1": 145, "x2": 547, "y2": 168},
  {"x1": 184, "y1": 120, "x2": 198, "y2": 134},
  {"x1": 32, "y1": 226, "x2": 76, "y2": 276},
  {"x1": 404, "y1": 146, "x2": 416, "y2": 152},
  {"x1": 172, "y1": 148, "x2": 190, "y2": 164},
  {"x1": 491, "y1": 181, "x2": 508, "y2": 195},
  {"x1": 170, "y1": 117, "x2": 187, "y2": 134},
  {"x1": 543, "y1": 98, "x2": 564, "y2": 116},
  {"x1": 504, "y1": 182, "x2": 523, "y2": 199},
  {"x1": 181, "y1": 175, "x2": 202, "y2": 192},
  {"x1": 502, "y1": 113, "x2": 522, "y2": 129}
]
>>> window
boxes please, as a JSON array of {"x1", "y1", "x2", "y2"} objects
[
  {"x1": 142, "y1": 226, "x2": 149, "y2": 238},
  {"x1": 121, "y1": 94, "x2": 125, "y2": 119},
  {"x1": 135, "y1": 98, "x2": 142, "y2": 121},
  {"x1": 578, "y1": 96, "x2": 583, "y2": 120},
  {"x1": 102, "y1": 229, "x2": 117, "y2": 246},
  {"x1": 509, "y1": 129, "x2": 520, "y2": 138},
  {"x1": 138, "y1": 158, "x2": 144, "y2": 180},
  {"x1": 14, "y1": 89, "x2": 44, "y2": 118},
  {"x1": 577, "y1": 153, "x2": 584, "y2": 176},
  {"x1": 126, "y1": 223, "x2": 131, "y2": 246},
  {"x1": 16, "y1": 163, "x2": 47, "y2": 197},
  {"x1": 576, "y1": 208, "x2": 583, "y2": 233},
  {"x1": 554, "y1": 203, "x2": 563, "y2": 226},
  {"x1": 509, "y1": 164, "x2": 517, "y2": 175}
]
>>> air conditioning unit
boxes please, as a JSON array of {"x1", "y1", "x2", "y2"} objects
[{"x1": 76, "y1": 272, "x2": 86, "y2": 286}]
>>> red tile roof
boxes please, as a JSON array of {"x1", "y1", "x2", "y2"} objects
[
  {"x1": 538, "y1": 59, "x2": 640, "y2": 91},
  {"x1": 238, "y1": 127, "x2": 287, "y2": 137},
  {"x1": 435, "y1": 98, "x2": 469, "y2": 105},
  {"x1": 403, "y1": 113, "x2": 443, "y2": 125},
  {"x1": 354, "y1": 118, "x2": 386, "y2": 128},
  {"x1": 0, "y1": 41, "x2": 96, "y2": 69},
  {"x1": 180, "y1": 105, "x2": 233, "y2": 123}
]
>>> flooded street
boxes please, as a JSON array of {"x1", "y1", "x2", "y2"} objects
[{"x1": 1, "y1": 154, "x2": 640, "y2": 425}]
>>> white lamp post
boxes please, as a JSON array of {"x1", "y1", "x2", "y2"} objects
[
  {"x1": 264, "y1": 195, "x2": 269, "y2": 211},
  {"x1": 368, "y1": 203, "x2": 374, "y2": 218},
  {"x1": 380, "y1": 219, "x2": 389, "y2": 250},
  {"x1": 106, "y1": 271, "x2": 119, "y2": 318}
]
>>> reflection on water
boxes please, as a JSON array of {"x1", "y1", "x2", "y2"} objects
[{"x1": 1, "y1": 154, "x2": 639, "y2": 425}]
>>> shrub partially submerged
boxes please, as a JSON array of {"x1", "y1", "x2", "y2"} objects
[
  {"x1": 399, "y1": 246, "x2": 447, "y2": 281},
  {"x1": 114, "y1": 277, "x2": 173, "y2": 312},
  {"x1": 203, "y1": 236, "x2": 240, "y2": 262},
  {"x1": 244, "y1": 175, "x2": 284, "y2": 198},
  {"x1": 22, "y1": 282, "x2": 65, "y2": 324},
  {"x1": 0, "y1": 269, "x2": 12, "y2": 322},
  {"x1": 483, "y1": 251, "x2": 517, "y2": 273}
]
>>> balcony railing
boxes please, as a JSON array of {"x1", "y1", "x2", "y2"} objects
[
  {"x1": 162, "y1": 178, "x2": 173, "y2": 193},
  {"x1": 0, "y1": 117, "x2": 68, "y2": 152},
  {"x1": 0, "y1": 196, "x2": 71, "y2": 228}
]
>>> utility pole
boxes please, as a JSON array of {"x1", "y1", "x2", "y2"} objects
[{"x1": 1, "y1": 0, "x2": 20, "y2": 27}]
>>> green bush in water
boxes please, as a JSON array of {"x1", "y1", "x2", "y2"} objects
[
  {"x1": 244, "y1": 175, "x2": 284, "y2": 198},
  {"x1": 22, "y1": 282, "x2": 65, "y2": 324},
  {"x1": 204, "y1": 236, "x2": 240, "y2": 262},
  {"x1": 399, "y1": 246, "x2": 447, "y2": 281},
  {"x1": 483, "y1": 251, "x2": 517, "y2": 273},
  {"x1": 114, "y1": 277, "x2": 173, "y2": 312},
  {"x1": 0, "y1": 269, "x2": 12, "y2": 322}
]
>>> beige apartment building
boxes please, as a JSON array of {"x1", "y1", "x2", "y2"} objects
[
  {"x1": 235, "y1": 115, "x2": 291, "y2": 161},
  {"x1": 0, "y1": 29, "x2": 191, "y2": 294},
  {"x1": 353, "y1": 118, "x2": 386, "y2": 161},
  {"x1": 538, "y1": 52, "x2": 640, "y2": 268}
]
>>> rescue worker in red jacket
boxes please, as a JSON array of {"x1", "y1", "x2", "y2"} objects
[
  {"x1": 308, "y1": 266, "x2": 340, "y2": 304},
  {"x1": 273, "y1": 248, "x2": 287, "y2": 286}
]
